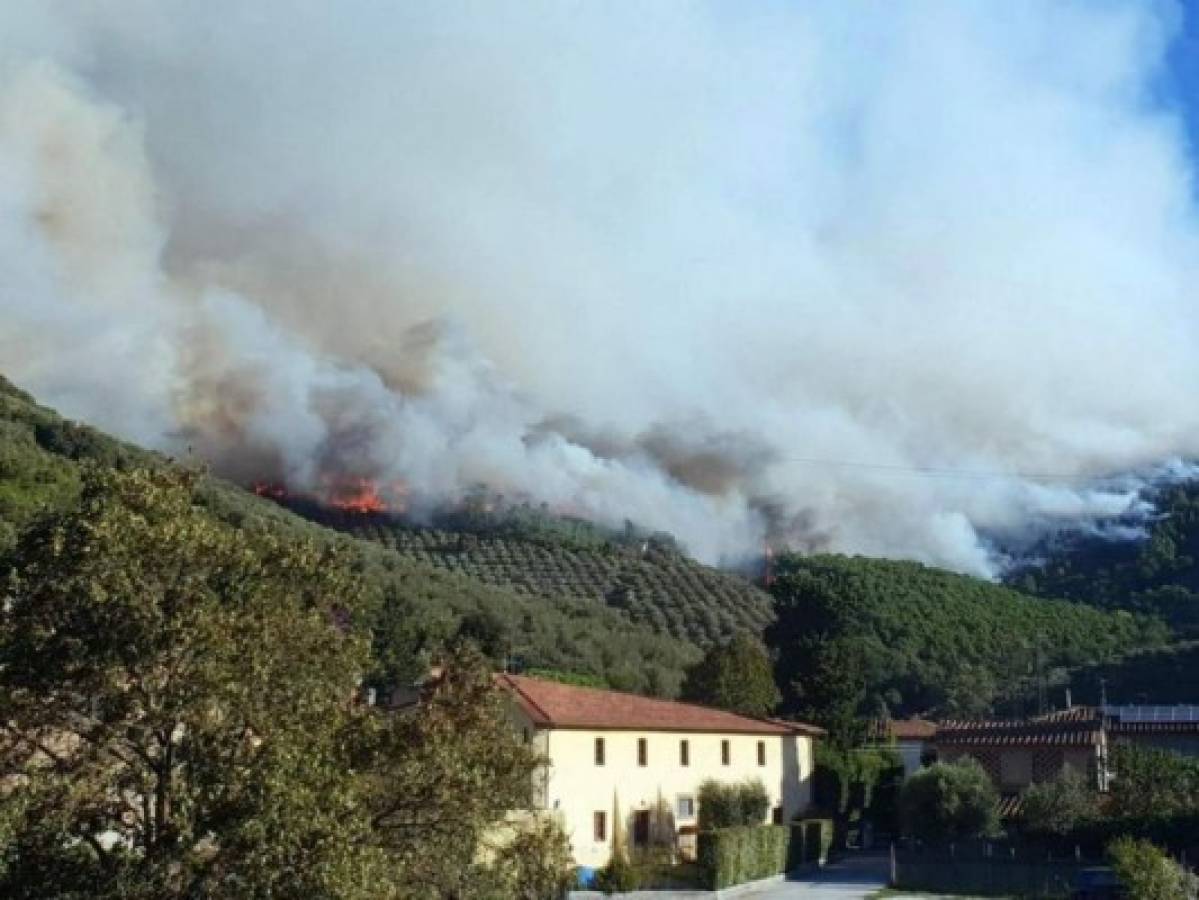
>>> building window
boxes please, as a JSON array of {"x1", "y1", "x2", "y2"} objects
[
  {"x1": 677, "y1": 795, "x2": 696, "y2": 820},
  {"x1": 680, "y1": 739, "x2": 690, "y2": 767},
  {"x1": 757, "y1": 740, "x2": 766, "y2": 766},
  {"x1": 772, "y1": 805, "x2": 783, "y2": 825},
  {"x1": 637, "y1": 737, "x2": 648, "y2": 767},
  {"x1": 721, "y1": 739, "x2": 731, "y2": 766},
  {"x1": 595, "y1": 737, "x2": 605, "y2": 766},
  {"x1": 523, "y1": 728, "x2": 531, "y2": 744},
  {"x1": 593, "y1": 811, "x2": 606, "y2": 842}
]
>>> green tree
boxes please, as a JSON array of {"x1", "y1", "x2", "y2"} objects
[
  {"x1": 0, "y1": 466, "x2": 385, "y2": 899},
  {"x1": 1020, "y1": 768, "x2": 1101, "y2": 835},
  {"x1": 898, "y1": 759, "x2": 1000, "y2": 845},
  {"x1": 767, "y1": 572, "x2": 868, "y2": 744},
  {"x1": 1108, "y1": 745, "x2": 1199, "y2": 819},
  {"x1": 0, "y1": 467, "x2": 566, "y2": 899},
  {"x1": 356, "y1": 648, "x2": 547, "y2": 897},
  {"x1": 477, "y1": 815, "x2": 575, "y2": 900},
  {"x1": 681, "y1": 632, "x2": 780, "y2": 717},
  {"x1": 1108, "y1": 837, "x2": 1197, "y2": 900}
]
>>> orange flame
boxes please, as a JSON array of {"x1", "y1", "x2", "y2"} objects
[
  {"x1": 327, "y1": 477, "x2": 388, "y2": 515},
  {"x1": 252, "y1": 476, "x2": 406, "y2": 516}
]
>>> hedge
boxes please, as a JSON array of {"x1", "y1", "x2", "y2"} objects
[{"x1": 697, "y1": 819, "x2": 833, "y2": 889}]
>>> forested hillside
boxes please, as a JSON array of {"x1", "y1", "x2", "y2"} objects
[
  {"x1": 767, "y1": 554, "x2": 1171, "y2": 733},
  {"x1": 0, "y1": 375, "x2": 697, "y2": 696},
  {"x1": 1011, "y1": 480, "x2": 1199, "y2": 637}
]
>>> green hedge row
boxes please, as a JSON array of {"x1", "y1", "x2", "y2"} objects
[{"x1": 697, "y1": 819, "x2": 834, "y2": 889}]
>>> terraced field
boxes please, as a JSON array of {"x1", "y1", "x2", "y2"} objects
[{"x1": 343, "y1": 520, "x2": 775, "y2": 645}]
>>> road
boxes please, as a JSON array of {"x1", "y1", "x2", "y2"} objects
[{"x1": 738, "y1": 853, "x2": 889, "y2": 898}]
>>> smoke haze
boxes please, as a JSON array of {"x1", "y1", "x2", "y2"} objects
[{"x1": 3, "y1": 1, "x2": 1199, "y2": 573}]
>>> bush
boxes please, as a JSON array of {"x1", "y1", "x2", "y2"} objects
[
  {"x1": 593, "y1": 854, "x2": 639, "y2": 894},
  {"x1": 697, "y1": 778, "x2": 770, "y2": 830},
  {"x1": 1108, "y1": 837, "x2": 1197, "y2": 900},
  {"x1": 898, "y1": 759, "x2": 1001, "y2": 844},
  {"x1": 1021, "y1": 768, "x2": 1101, "y2": 836},
  {"x1": 487, "y1": 816, "x2": 575, "y2": 900},
  {"x1": 697, "y1": 825, "x2": 793, "y2": 889}
]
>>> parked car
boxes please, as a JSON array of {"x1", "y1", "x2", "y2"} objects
[{"x1": 1071, "y1": 867, "x2": 1124, "y2": 900}]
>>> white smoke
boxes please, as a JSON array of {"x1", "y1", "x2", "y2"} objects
[{"x1": 2, "y1": 1, "x2": 1199, "y2": 572}]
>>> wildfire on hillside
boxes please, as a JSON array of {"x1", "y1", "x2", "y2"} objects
[{"x1": 253, "y1": 477, "x2": 407, "y2": 516}]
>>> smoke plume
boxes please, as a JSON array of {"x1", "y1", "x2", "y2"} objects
[{"x1": 2, "y1": 1, "x2": 1199, "y2": 573}]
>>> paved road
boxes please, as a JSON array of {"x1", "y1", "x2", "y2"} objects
[{"x1": 736, "y1": 853, "x2": 890, "y2": 898}]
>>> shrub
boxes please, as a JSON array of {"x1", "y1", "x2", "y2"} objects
[
  {"x1": 1108, "y1": 837, "x2": 1196, "y2": 900},
  {"x1": 1021, "y1": 768, "x2": 1101, "y2": 836},
  {"x1": 697, "y1": 778, "x2": 770, "y2": 830},
  {"x1": 593, "y1": 854, "x2": 639, "y2": 894},
  {"x1": 487, "y1": 816, "x2": 575, "y2": 900},
  {"x1": 697, "y1": 825, "x2": 793, "y2": 889},
  {"x1": 898, "y1": 759, "x2": 1001, "y2": 844}
]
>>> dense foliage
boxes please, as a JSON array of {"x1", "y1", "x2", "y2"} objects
[
  {"x1": 1108, "y1": 837, "x2": 1198, "y2": 900},
  {"x1": 1069, "y1": 641, "x2": 1199, "y2": 706},
  {"x1": 1020, "y1": 769, "x2": 1101, "y2": 836},
  {"x1": 0, "y1": 466, "x2": 569, "y2": 899},
  {"x1": 0, "y1": 375, "x2": 697, "y2": 697},
  {"x1": 1108, "y1": 745, "x2": 1199, "y2": 820},
  {"x1": 768, "y1": 554, "x2": 1170, "y2": 729},
  {"x1": 681, "y1": 632, "x2": 780, "y2": 717},
  {"x1": 1012, "y1": 480, "x2": 1199, "y2": 637},
  {"x1": 696, "y1": 779, "x2": 771, "y2": 831},
  {"x1": 811, "y1": 745, "x2": 903, "y2": 847},
  {"x1": 696, "y1": 825, "x2": 794, "y2": 890},
  {"x1": 898, "y1": 760, "x2": 1001, "y2": 845}
]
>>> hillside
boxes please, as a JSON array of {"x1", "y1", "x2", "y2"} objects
[
  {"x1": 0, "y1": 375, "x2": 698, "y2": 696},
  {"x1": 768, "y1": 554, "x2": 1172, "y2": 725},
  {"x1": 3, "y1": 373, "x2": 1186, "y2": 719},
  {"x1": 1010, "y1": 479, "x2": 1199, "y2": 637},
  {"x1": 298, "y1": 512, "x2": 775, "y2": 646}
]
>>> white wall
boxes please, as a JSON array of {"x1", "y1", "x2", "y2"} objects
[{"x1": 518, "y1": 718, "x2": 813, "y2": 870}]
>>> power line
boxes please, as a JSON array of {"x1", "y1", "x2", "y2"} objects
[{"x1": 773, "y1": 456, "x2": 1104, "y2": 482}]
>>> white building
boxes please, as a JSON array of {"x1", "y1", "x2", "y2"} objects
[{"x1": 496, "y1": 674, "x2": 823, "y2": 870}]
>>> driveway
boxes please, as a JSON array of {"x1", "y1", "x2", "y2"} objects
[{"x1": 740, "y1": 853, "x2": 889, "y2": 898}]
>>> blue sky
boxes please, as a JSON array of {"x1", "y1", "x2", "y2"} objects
[{"x1": 1165, "y1": 0, "x2": 1199, "y2": 167}]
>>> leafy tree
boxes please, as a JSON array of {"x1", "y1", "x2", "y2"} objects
[
  {"x1": 768, "y1": 572, "x2": 868, "y2": 744},
  {"x1": 1020, "y1": 768, "x2": 1101, "y2": 835},
  {"x1": 1108, "y1": 745, "x2": 1199, "y2": 819},
  {"x1": 0, "y1": 466, "x2": 385, "y2": 899},
  {"x1": 898, "y1": 760, "x2": 1000, "y2": 845},
  {"x1": 681, "y1": 632, "x2": 780, "y2": 717},
  {"x1": 355, "y1": 648, "x2": 547, "y2": 897},
  {"x1": 1108, "y1": 837, "x2": 1197, "y2": 900},
  {"x1": 484, "y1": 816, "x2": 575, "y2": 900},
  {"x1": 0, "y1": 467, "x2": 567, "y2": 899},
  {"x1": 812, "y1": 745, "x2": 904, "y2": 847}
]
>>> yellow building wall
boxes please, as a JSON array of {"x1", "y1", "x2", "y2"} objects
[{"x1": 511, "y1": 712, "x2": 813, "y2": 870}]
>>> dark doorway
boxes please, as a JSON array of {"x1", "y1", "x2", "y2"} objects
[{"x1": 633, "y1": 809, "x2": 651, "y2": 847}]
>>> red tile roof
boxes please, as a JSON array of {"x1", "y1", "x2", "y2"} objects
[
  {"x1": 936, "y1": 707, "x2": 1103, "y2": 748},
  {"x1": 497, "y1": 674, "x2": 824, "y2": 736},
  {"x1": 869, "y1": 718, "x2": 938, "y2": 741}
]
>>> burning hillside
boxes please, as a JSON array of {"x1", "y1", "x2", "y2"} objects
[
  {"x1": 254, "y1": 477, "x2": 405, "y2": 517},
  {"x1": 4, "y1": 2, "x2": 1199, "y2": 573}
]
